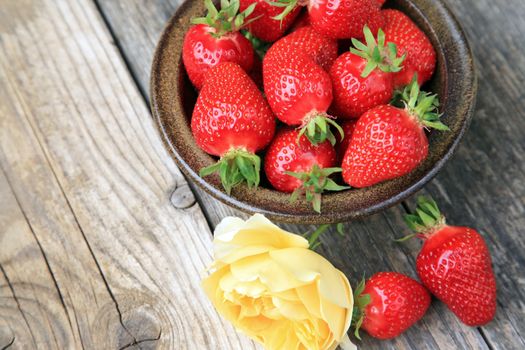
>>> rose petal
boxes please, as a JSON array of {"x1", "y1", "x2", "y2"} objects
[
  {"x1": 215, "y1": 244, "x2": 275, "y2": 265},
  {"x1": 214, "y1": 215, "x2": 309, "y2": 259},
  {"x1": 320, "y1": 296, "x2": 348, "y2": 341},
  {"x1": 230, "y1": 254, "x2": 309, "y2": 292},
  {"x1": 272, "y1": 297, "x2": 310, "y2": 320},
  {"x1": 214, "y1": 216, "x2": 246, "y2": 241},
  {"x1": 269, "y1": 248, "x2": 352, "y2": 308},
  {"x1": 296, "y1": 282, "x2": 322, "y2": 319}
]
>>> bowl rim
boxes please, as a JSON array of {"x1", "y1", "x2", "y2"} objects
[{"x1": 150, "y1": 0, "x2": 477, "y2": 224}]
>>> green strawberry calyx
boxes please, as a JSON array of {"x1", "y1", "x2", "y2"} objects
[
  {"x1": 398, "y1": 196, "x2": 447, "y2": 241},
  {"x1": 200, "y1": 148, "x2": 261, "y2": 195},
  {"x1": 268, "y1": 0, "x2": 306, "y2": 22},
  {"x1": 307, "y1": 223, "x2": 347, "y2": 250},
  {"x1": 350, "y1": 26, "x2": 406, "y2": 78},
  {"x1": 393, "y1": 77, "x2": 450, "y2": 131},
  {"x1": 351, "y1": 278, "x2": 372, "y2": 340},
  {"x1": 299, "y1": 113, "x2": 345, "y2": 147},
  {"x1": 286, "y1": 165, "x2": 349, "y2": 213},
  {"x1": 191, "y1": 0, "x2": 260, "y2": 37}
]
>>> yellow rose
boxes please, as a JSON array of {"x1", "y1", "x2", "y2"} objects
[{"x1": 202, "y1": 214, "x2": 354, "y2": 350}]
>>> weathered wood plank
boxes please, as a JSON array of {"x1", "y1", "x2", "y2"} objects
[
  {"x1": 95, "y1": 0, "x2": 496, "y2": 348},
  {"x1": 0, "y1": 169, "x2": 77, "y2": 349},
  {"x1": 0, "y1": 0, "x2": 257, "y2": 348}
]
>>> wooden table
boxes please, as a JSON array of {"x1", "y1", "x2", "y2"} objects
[{"x1": 0, "y1": 0, "x2": 523, "y2": 349}]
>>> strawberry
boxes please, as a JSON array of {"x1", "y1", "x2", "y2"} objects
[
  {"x1": 264, "y1": 129, "x2": 347, "y2": 212},
  {"x1": 240, "y1": 0, "x2": 301, "y2": 42},
  {"x1": 353, "y1": 272, "x2": 431, "y2": 339},
  {"x1": 402, "y1": 197, "x2": 497, "y2": 326},
  {"x1": 335, "y1": 120, "x2": 357, "y2": 163},
  {"x1": 192, "y1": 62, "x2": 276, "y2": 193},
  {"x1": 183, "y1": 0, "x2": 257, "y2": 90},
  {"x1": 308, "y1": 0, "x2": 384, "y2": 40},
  {"x1": 269, "y1": 0, "x2": 382, "y2": 39},
  {"x1": 342, "y1": 80, "x2": 448, "y2": 188},
  {"x1": 263, "y1": 28, "x2": 342, "y2": 145},
  {"x1": 382, "y1": 9, "x2": 437, "y2": 88},
  {"x1": 267, "y1": 26, "x2": 338, "y2": 71},
  {"x1": 330, "y1": 26, "x2": 405, "y2": 119}
]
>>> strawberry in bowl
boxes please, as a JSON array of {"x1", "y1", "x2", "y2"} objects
[{"x1": 182, "y1": 0, "x2": 258, "y2": 90}]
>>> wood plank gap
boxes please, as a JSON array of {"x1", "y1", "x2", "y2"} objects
[
  {"x1": 92, "y1": 0, "x2": 149, "y2": 101},
  {"x1": 478, "y1": 328, "x2": 495, "y2": 350},
  {"x1": 76, "y1": 0, "x2": 175, "y2": 187}
]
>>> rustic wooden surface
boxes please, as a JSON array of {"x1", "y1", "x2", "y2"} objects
[{"x1": 0, "y1": 0, "x2": 524, "y2": 349}]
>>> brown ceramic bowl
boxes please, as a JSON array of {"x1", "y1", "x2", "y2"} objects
[{"x1": 150, "y1": 0, "x2": 477, "y2": 224}]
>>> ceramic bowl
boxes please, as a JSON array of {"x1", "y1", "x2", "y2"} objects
[{"x1": 150, "y1": 0, "x2": 477, "y2": 224}]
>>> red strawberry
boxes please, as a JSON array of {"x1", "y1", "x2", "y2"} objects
[
  {"x1": 240, "y1": 0, "x2": 301, "y2": 42},
  {"x1": 330, "y1": 26, "x2": 405, "y2": 119},
  {"x1": 342, "y1": 81, "x2": 448, "y2": 188},
  {"x1": 269, "y1": 0, "x2": 382, "y2": 39},
  {"x1": 192, "y1": 62, "x2": 276, "y2": 193},
  {"x1": 382, "y1": 9, "x2": 437, "y2": 88},
  {"x1": 403, "y1": 197, "x2": 497, "y2": 326},
  {"x1": 268, "y1": 26, "x2": 338, "y2": 71},
  {"x1": 376, "y1": 0, "x2": 386, "y2": 6},
  {"x1": 264, "y1": 129, "x2": 347, "y2": 212},
  {"x1": 308, "y1": 0, "x2": 381, "y2": 39},
  {"x1": 183, "y1": 0, "x2": 257, "y2": 90},
  {"x1": 335, "y1": 120, "x2": 357, "y2": 163},
  {"x1": 353, "y1": 272, "x2": 431, "y2": 339},
  {"x1": 263, "y1": 28, "x2": 342, "y2": 145}
]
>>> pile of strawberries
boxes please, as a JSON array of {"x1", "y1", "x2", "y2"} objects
[{"x1": 183, "y1": 0, "x2": 448, "y2": 212}]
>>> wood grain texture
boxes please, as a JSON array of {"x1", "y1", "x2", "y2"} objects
[
  {"x1": 0, "y1": 0, "x2": 256, "y2": 348},
  {"x1": 0, "y1": 168, "x2": 78, "y2": 349}
]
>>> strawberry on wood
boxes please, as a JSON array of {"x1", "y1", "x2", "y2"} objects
[
  {"x1": 330, "y1": 26, "x2": 405, "y2": 119},
  {"x1": 264, "y1": 129, "x2": 348, "y2": 212},
  {"x1": 342, "y1": 80, "x2": 448, "y2": 188},
  {"x1": 192, "y1": 62, "x2": 276, "y2": 194},
  {"x1": 240, "y1": 0, "x2": 301, "y2": 42},
  {"x1": 402, "y1": 197, "x2": 497, "y2": 326},
  {"x1": 353, "y1": 272, "x2": 431, "y2": 339},
  {"x1": 183, "y1": 0, "x2": 257, "y2": 90}
]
